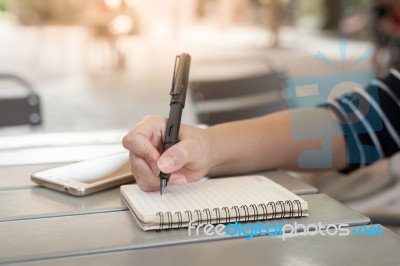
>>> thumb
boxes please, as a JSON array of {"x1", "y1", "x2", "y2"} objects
[{"x1": 157, "y1": 142, "x2": 191, "y2": 174}]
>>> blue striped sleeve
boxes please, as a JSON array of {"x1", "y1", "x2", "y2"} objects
[{"x1": 325, "y1": 71, "x2": 400, "y2": 173}]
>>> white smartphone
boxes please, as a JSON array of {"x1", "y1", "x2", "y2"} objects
[{"x1": 31, "y1": 151, "x2": 134, "y2": 196}]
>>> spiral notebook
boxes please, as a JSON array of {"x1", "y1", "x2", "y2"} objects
[{"x1": 120, "y1": 175, "x2": 308, "y2": 231}]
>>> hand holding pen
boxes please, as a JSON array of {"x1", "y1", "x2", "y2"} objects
[{"x1": 123, "y1": 54, "x2": 213, "y2": 193}]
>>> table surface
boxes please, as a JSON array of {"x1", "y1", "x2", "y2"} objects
[
  {"x1": 0, "y1": 162, "x2": 399, "y2": 266},
  {"x1": 16, "y1": 225, "x2": 400, "y2": 266}
]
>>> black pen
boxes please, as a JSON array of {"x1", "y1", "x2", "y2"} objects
[{"x1": 160, "y1": 53, "x2": 191, "y2": 195}]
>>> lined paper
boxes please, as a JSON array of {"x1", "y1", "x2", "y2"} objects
[{"x1": 121, "y1": 175, "x2": 308, "y2": 230}]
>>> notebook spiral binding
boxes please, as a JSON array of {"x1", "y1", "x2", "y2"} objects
[{"x1": 156, "y1": 199, "x2": 303, "y2": 230}]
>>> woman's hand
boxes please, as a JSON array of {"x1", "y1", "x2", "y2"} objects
[{"x1": 122, "y1": 116, "x2": 213, "y2": 192}]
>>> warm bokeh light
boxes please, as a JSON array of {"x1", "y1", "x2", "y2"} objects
[
  {"x1": 104, "y1": 0, "x2": 122, "y2": 9},
  {"x1": 109, "y1": 14, "x2": 134, "y2": 35}
]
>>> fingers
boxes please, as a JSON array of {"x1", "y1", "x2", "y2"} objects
[
  {"x1": 123, "y1": 115, "x2": 211, "y2": 192},
  {"x1": 123, "y1": 116, "x2": 166, "y2": 172},
  {"x1": 169, "y1": 172, "x2": 188, "y2": 185},
  {"x1": 127, "y1": 138, "x2": 199, "y2": 191},
  {"x1": 124, "y1": 133, "x2": 160, "y2": 174},
  {"x1": 157, "y1": 140, "x2": 194, "y2": 174},
  {"x1": 123, "y1": 116, "x2": 167, "y2": 192},
  {"x1": 129, "y1": 153, "x2": 160, "y2": 191},
  {"x1": 130, "y1": 152, "x2": 188, "y2": 191}
]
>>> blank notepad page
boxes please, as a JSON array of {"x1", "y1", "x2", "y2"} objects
[{"x1": 121, "y1": 175, "x2": 308, "y2": 230}]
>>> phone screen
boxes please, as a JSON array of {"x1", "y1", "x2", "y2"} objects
[{"x1": 37, "y1": 152, "x2": 132, "y2": 184}]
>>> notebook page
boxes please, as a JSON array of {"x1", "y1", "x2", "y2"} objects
[{"x1": 121, "y1": 175, "x2": 307, "y2": 224}]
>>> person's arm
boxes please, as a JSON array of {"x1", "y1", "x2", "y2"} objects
[
  {"x1": 207, "y1": 108, "x2": 347, "y2": 175},
  {"x1": 122, "y1": 108, "x2": 347, "y2": 192}
]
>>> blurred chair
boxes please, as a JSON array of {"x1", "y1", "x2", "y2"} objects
[
  {"x1": 0, "y1": 74, "x2": 42, "y2": 128},
  {"x1": 190, "y1": 56, "x2": 287, "y2": 126}
]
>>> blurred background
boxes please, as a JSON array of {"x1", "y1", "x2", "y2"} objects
[{"x1": 0, "y1": 0, "x2": 392, "y2": 133}]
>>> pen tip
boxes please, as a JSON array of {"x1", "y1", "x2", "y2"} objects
[{"x1": 160, "y1": 179, "x2": 167, "y2": 196}]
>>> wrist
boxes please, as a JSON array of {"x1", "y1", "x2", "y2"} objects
[{"x1": 205, "y1": 126, "x2": 231, "y2": 176}]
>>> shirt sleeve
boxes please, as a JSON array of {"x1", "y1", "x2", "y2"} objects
[{"x1": 325, "y1": 69, "x2": 400, "y2": 173}]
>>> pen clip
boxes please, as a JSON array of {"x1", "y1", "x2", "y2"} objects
[{"x1": 170, "y1": 55, "x2": 183, "y2": 96}]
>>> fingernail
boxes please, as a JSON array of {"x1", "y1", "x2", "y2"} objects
[
  {"x1": 172, "y1": 177, "x2": 187, "y2": 185},
  {"x1": 158, "y1": 156, "x2": 174, "y2": 172}
]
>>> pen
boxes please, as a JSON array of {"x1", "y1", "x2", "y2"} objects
[{"x1": 160, "y1": 53, "x2": 191, "y2": 195}]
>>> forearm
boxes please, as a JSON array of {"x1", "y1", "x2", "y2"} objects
[{"x1": 207, "y1": 108, "x2": 348, "y2": 176}]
